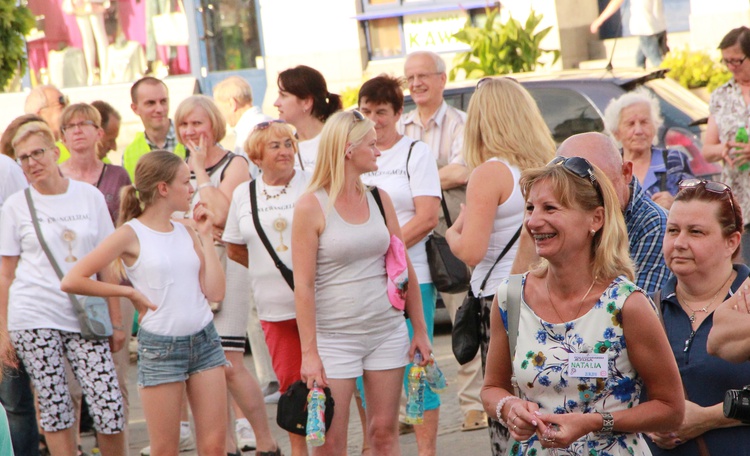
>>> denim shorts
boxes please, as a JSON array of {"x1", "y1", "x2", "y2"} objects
[{"x1": 137, "y1": 321, "x2": 228, "y2": 387}]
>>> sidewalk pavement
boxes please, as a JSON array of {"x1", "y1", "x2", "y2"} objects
[{"x1": 82, "y1": 324, "x2": 490, "y2": 455}]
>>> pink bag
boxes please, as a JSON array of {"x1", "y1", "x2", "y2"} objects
[{"x1": 385, "y1": 234, "x2": 409, "y2": 311}]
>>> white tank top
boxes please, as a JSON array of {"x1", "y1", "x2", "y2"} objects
[
  {"x1": 124, "y1": 219, "x2": 213, "y2": 336},
  {"x1": 312, "y1": 189, "x2": 404, "y2": 335}
]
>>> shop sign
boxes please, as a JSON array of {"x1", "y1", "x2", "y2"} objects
[{"x1": 403, "y1": 11, "x2": 470, "y2": 54}]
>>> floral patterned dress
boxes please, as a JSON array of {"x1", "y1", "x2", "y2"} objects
[{"x1": 497, "y1": 274, "x2": 653, "y2": 456}]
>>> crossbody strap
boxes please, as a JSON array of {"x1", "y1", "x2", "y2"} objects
[
  {"x1": 249, "y1": 180, "x2": 295, "y2": 290},
  {"x1": 506, "y1": 273, "x2": 523, "y2": 394},
  {"x1": 371, "y1": 187, "x2": 385, "y2": 221},
  {"x1": 403, "y1": 140, "x2": 453, "y2": 227},
  {"x1": 477, "y1": 226, "x2": 522, "y2": 297},
  {"x1": 24, "y1": 188, "x2": 85, "y2": 313}
]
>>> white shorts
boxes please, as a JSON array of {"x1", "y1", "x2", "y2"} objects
[{"x1": 316, "y1": 320, "x2": 410, "y2": 379}]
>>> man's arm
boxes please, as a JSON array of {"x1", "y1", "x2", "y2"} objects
[
  {"x1": 439, "y1": 164, "x2": 469, "y2": 190},
  {"x1": 590, "y1": 0, "x2": 625, "y2": 33}
]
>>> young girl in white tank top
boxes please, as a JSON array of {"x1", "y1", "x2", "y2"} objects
[{"x1": 62, "y1": 151, "x2": 279, "y2": 456}]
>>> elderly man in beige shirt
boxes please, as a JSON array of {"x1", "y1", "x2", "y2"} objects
[{"x1": 398, "y1": 50, "x2": 486, "y2": 452}]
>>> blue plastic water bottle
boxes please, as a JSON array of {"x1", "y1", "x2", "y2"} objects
[
  {"x1": 424, "y1": 354, "x2": 448, "y2": 393},
  {"x1": 306, "y1": 381, "x2": 326, "y2": 446},
  {"x1": 404, "y1": 352, "x2": 425, "y2": 424}
]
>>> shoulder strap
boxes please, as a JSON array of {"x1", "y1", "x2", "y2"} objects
[
  {"x1": 94, "y1": 164, "x2": 107, "y2": 189},
  {"x1": 405, "y1": 140, "x2": 417, "y2": 181},
  {"x1": 371, "y1": 187, "x2": 386, "y2": 224},
  {"x1": 250, "y1": 180, "x2": 295, "y2": 290},
  {"x1": 440, "y1": 191, "x2": 452, "y2": 227},
  {"x1": 507, "y1": 274, "x2": 523, "y2": 360},
  {"x1": 478, "y1": 226, "x2": 522, "y2": 296},
  {"x1": 24, "y1": 189, "x2": 86, "y2": 313},
  {"x1": 218, "y1": 152, "x2": 243, "y2": 182},
  {"x1": 659, "y1": 148, "x2": 669, "y2": 192}
]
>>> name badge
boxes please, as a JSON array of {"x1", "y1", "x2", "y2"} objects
[{"x1": 568, "y1": 353, "x2": 608, "y2": 378}]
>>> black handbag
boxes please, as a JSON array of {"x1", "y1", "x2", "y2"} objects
[
  {"x1": 452, "y1": 226, "x2": 521, "y2": 365},
  {"x1": 426, "y1": 195, "x2": 471, "y2": 293},
  {"x1": 276, "y1": 380, "x2": 335, "y2": 436}
]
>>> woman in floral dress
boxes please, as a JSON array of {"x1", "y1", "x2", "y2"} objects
[{"x1": 481, "y1": 156, "x2": 685, "y2": 455}]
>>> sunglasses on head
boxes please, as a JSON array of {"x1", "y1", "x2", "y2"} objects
[
  {"x1": 678, "y1": 178, "x2": 738, "y2": 222},
  {"x1": 352, "y1": 110, "x2": 364, "y2": 122},
  {"x1": 547, "y1": 156, "x2": 603, "y2": 202},
  {"x1": 253, "y1": 119, "x2": 286, "y2": 131}
]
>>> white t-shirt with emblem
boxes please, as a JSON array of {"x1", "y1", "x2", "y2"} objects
[
  {"x1": 361, "y1": 136, "x2": 441, "y2": 284},
  {"x1": 295, "y1": 134, "x2": 321, "y2": 173},
  {"x1": 0, "y1": 180, "x2": 114, "y2": 332},
  {"x1": 222, "y1": 170, "x2": 310, "y2": 321}
]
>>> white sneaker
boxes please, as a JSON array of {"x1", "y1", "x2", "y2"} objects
[
  {"x1": 264, "y1": 390, "x2": 281, "y2": 404},
  {"x1": 140, "y1": 433, "x2": 196, "y2": 455},
  {"x1": 236, "y1": 421, "x2": 257, "y2": 452}
]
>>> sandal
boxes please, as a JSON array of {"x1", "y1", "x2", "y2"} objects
[
  {"x1": 257, "y1": 446, "x2": 283, "y2": 456},
  {"x1": 461, "y1": 410, "x2": 488, "y2": 432}
]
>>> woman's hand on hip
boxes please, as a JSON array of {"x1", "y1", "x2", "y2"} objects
[{"x1": 301, "y1": 351, "x2": 328, "y2": 389}]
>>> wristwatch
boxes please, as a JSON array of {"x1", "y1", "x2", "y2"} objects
[{"x1": 598, "y1": 411, "x2": 614, "y2": 433}]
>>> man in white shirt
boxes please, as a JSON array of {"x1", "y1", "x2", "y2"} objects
[
  {"x1": 590, "y1": 0, "x2": 667, "y2": 68},
  {"x1": 399, "y1": 51, "x2": 487, "y2": 436},
  {"x1": 213, "y1": 76, "x2": 272, "y2": 177}
]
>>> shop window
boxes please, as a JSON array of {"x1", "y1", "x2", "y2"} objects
[
  {"x1": 368, "y1": 17, "x2": 403, "y2": 59},
  {"x1": 201, "y1": 0, "x2": 263, "y2": 72}
]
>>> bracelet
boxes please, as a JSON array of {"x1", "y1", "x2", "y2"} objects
[
  {"x1": 597, "y1": 411, "x2": 614, "y2": 433},
  {"x1": 112, "y1": 325, "x2": 124, "y2": 331},
  {"x1": 495, "y1": 396, "x2": 518, "y2": 428},
  {"x1": 197, "y1": 182, "x2": 213, "y2": 191}
]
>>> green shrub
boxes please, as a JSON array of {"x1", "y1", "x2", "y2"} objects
[
  {"x1": 0, "y1": 0, "x2": 34, "y2": 91},
  {"x1": 449, "y1": 6, "x2": 559, "y2": 81},
  {"x1": 660, "y1": 48, "x2": 732, "y2": 92}
]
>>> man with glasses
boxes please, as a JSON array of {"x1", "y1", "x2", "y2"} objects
[
  {"x1": 122, "y1": 76, "x2": 186, "y2": 181},
  {"x1": 400, "y1": 51, "x2": 488, "y2": 442},
  {"x1": 24, "y1": 85, "x2": 71, "y2": 163},
  {"x1": 590, "y1": 0, "x2": 667, "y2": 68},
  {"x1": 558, "y1": 132, "x2": 670, "y2": 293}
]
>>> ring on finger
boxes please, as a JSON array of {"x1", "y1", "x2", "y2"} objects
[
  {"x1": 513, "y1": 424, "x2": 518, "y2": 431},
  {"x1": 511, "y1": 414, "x2": 518, "y2": 424}
]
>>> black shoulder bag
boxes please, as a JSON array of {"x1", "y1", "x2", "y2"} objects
[
  {"x1": 249, "y1": 180, "x2": 294, "y2": 290},
  {"x1": 452, "y1": 226, "x2": 521, "y2": 365}
]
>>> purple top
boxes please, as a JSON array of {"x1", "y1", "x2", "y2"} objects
[{"x1": 95, "y1": 164, "x2": 131, "y2": 224}]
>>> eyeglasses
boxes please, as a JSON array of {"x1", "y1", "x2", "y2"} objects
[
  {"x1": 352, "y1": 110, "x2": 365, "y2": 122},
  {"x1": 405, "y1": 72, "x2": 441, "y2": 85},
  {"x1": 721, "y1": 56, "x2": 748, "y2": 67},
  {"x1": 16, "y1": 148, "x2": 48, "y2": 166},
  {"x1": 253, "y1": 120, "x2": 286, "y2": 131},
  {"x1": 547, "y1": 156, "x2": 603, "y2": 202},
  {"x1": 678, "y1": 178, "x2": 738, "y2": 224},
  {"x1": 62, "y1": 120, "x2": 97, "y2": 133}
]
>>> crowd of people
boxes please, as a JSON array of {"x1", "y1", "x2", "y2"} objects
[{"x1": 1, "y1": 24, "x2": 750, "y2": 456}]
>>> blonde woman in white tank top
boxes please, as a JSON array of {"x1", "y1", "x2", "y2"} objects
[
  {"x1": 63, "y1": 152, "x2": 284, "y2": 455},
  {"x1": 293, "y1": 110, "x2": 433, "y2": 455}
]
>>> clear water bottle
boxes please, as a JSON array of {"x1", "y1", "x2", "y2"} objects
[
  {"x1": 306, "y1": 381, "x2": 326, "y2": 446},
  {"x1": 736, "y1": 123, "x2": 749, "y2": 171},
  {"x1": 424, "y1": 353, "x2": 447, "y2": 393},
  {"x1": 404, "y1": 352, "x2": 425, "y2": 425}
]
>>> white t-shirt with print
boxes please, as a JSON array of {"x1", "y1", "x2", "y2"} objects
[
  {"x1": 295, "y1": 134, "x2": 320, "y2": 173},
  {"x1": 222, "y1": 170, "x2": 310, "y2": 321},
  {"x1": 0, "y1": 180, "x2": 114, "y2": 332},
  {"x1": 361, "y1": 136, "x2": 441, "y2": 283}
]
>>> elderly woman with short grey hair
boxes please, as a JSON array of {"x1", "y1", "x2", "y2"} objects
[{"x1": 604, "y1": 88, "x2": 695, "y2": 209}]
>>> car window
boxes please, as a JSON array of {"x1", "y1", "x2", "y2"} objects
[{"x1": 526, "y1": 87, "x2": 605, "y2": 143}]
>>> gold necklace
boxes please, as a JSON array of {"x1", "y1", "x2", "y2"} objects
[
  {"x1": 678, "y1": 270, "x2": 734, "y2": 323},
  {"x1": 546, "y1": 276, "x2": 598, "y2": 322}
]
